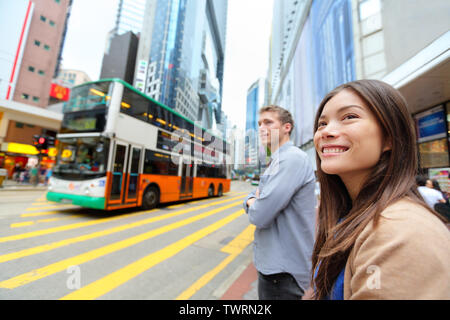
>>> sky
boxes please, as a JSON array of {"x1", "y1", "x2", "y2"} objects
[{"x1": 61, "y1": 0, "x2": 274, "y2": 131}]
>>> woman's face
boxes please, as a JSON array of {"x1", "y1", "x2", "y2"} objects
[{"x1": 314, "y1": 89, "x2": 389, "y2": 186}]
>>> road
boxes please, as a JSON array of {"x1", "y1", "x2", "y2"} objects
[{"x1": 0, "y1": 181, "x2": 255, "y2": 300}]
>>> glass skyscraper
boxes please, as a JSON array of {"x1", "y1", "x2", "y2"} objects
[
  {"x1": 114, "y1": 0, "x2": 146, "y2": 35},
  {"x1": 245, "y1": 79, "x2": 266, "y2": 167},
  {"x1": 134, "y1": 0, "x2": 228, "y2": 131}
]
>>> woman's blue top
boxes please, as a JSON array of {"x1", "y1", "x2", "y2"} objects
[{"x1": 328, "y1": 268, "x2": 345, "y2": 300}]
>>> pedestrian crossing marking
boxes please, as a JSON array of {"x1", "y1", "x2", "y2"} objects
[
  {"x1": 60, "y1": 209, "x2": 245, "y2": 300},
  {"x1": 0, "y1": 201, "x2": 243, "y2": 290},
  {"x1": 0, "y1": 196, "x2": 246, "y2": 263},
  {"x1": 10, "y1": 215, "x2": 85, "y2": 228},
  {"x1": 21, "y1": 210, "x2": 75, "y2": 218},
  {"x1": 175, "y1": 224, "x2": 255, "y2": 300},
  {"x1": 31, "y1": 202, "x2": 57, "y2": 206},
  {"x1": 25, "y1": 204, "x2": 76, "y2": 211},
  {"x1": 0, "y1": 195, "x2": 245, "y2": 244},
  {"x1": 9, "y1": 221, "x2": 35, "y2": 228}
]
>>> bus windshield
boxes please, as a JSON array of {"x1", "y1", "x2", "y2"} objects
[
  {"x1": 61, "y1": 81, "x2": 112, "y2": 133},
  {"x1": 53, "y1": 137, "x2": 110, "y2": 181}
]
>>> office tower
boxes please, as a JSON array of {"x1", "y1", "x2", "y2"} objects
[
  {"x1": 100, "y1": 31, "x2": 139, "y2": 84},
  {"x1": 135, "y1": 0, "x2": 228, "y2": 127},
  {"x1": 114, "y1": 0, "x2": 146, "y2": 36}
]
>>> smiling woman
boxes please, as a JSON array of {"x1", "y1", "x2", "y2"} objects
[
  {"x1": 314, "y1": 90, "x2": 389, "y2": 200},
  {"x1": 311, "y1": 79, "x2": 450, "y2": 300}
]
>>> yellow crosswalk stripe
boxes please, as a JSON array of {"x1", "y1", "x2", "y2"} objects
[
  {"x1": 0, "y1": 196, "x2": 245, "y2": 262},
  {"x1": 21, "y1": 210, "x2": 74, "y2": 218},
  {"x1": 0, "y1": 202, "x2": 243, "y2": 290},
  {"x1": 60, "y1": 209, "x2": 245, "y2": 300},
  {"x1": 175, "y1": 224, "x2": 255, "y2": 300},
  {"x1": 0, "y1": 195, "x2": 246, "y2": 244},
  {"x1": 10, "y1": 215, "x2": 85, "y2": 228},
  {"x1": 25, "y1": 204, "x2": 76, "y2": 211}
]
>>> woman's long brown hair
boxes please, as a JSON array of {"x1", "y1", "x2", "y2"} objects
[{"x1": 311, "y1": 79, "x2": 442, "y2": 299}]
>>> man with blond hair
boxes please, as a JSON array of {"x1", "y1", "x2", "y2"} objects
[{"x1": 244, "y1": 105, "x2": 316, "y2": 300}]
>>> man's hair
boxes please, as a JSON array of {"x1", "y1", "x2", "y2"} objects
[{"x1": 259, "y1": 105, "x2": 294, "y2": 135}]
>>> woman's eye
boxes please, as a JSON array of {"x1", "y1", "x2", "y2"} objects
[
  {"x1": 317, "y1": 121, "x2": 327, "y2": 128},
  {"x1": 343, "y1": 114, "x2": 359, "y2": 120}
]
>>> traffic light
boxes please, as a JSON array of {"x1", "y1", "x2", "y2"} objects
[{"x1": 32, "y1": 135, "x2": 48, "y2": 151}]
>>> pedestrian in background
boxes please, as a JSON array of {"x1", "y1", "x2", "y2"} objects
[
  {"x1": 312, "y1": 79, "x2": 450, "y2": 299},
  {"x1": 244, "y1": 105, "x2": 316, "y2": 300},
  {"x1": 417, "y1": 176, "x2": 446, "y2": 209},
  {"x1": 30, "y1": 165, "x2": 38, "y2": 186}
]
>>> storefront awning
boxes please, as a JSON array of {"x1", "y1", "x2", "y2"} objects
[
  {"x1": 382, "y1": 31, "x2": 450, "y2": 114},
  {"x1": 0, "y1": 142, "x2": 39, "y2": 156}
]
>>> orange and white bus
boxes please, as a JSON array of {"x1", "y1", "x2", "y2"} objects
[{"x1": 47, "y1": 78, "x2": 231, "y2": 210}]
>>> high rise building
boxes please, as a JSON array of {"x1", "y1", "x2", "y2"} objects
[
  {"x1": 269, "y1": 0, "x2": 449, "y2": 176},
  {"x1": 134, "y1": 0, "x2": 228, "y2": 128},
  {"x1": 100, "y1": 31, "x2": 139, "y2": 85},
  {"x1": 6, "y1": 0, "x2": 73, "y2": 108},
  {"x1": 113, "y1": 0, "x2": 146, "y2": 36},
  {"x1": 245, "y1": 79, "x2": 266, "y2": 167}
]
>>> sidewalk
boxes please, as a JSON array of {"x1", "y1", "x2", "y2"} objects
[
  {"x1": 0, "y1": 179, "x2": 48, "y2": 191},
  {"x1": 220, "y1": 262, "x2": 258, "y2": 300}
]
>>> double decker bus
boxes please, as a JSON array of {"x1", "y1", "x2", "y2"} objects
[{"x1": 47, "y1": 79, "x2": 231, "y2": 210}]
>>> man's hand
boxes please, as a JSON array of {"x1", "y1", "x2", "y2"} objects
[
  {"x1": 246, "y1": 197, "x2": 256, "y2": 208},
  {"x1": 246, "y1": 188, "x2": 260, "y2": 208}
]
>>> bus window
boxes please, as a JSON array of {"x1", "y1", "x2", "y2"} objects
[
  {"x1": 148, "y1": 100, "x2": 158, "y2": 123},
  {"x1": 144, "y1": 150, "x2": 169, "y2": 175},
  {"x1": 197, "y1": 165, "x2": 207, "y2": 177},
  {"x1": 185, "y1": 121, "x2": 194, "y2": 136},
  {"x1": 172, "y1": 114, "x2": 184, "y2": 132},
  {"x1": 121, "y1": 87, "x2": 149, "y2": 122},
  {"x1": 168, "y1": 155, "x2": 179, "y2": 176}
]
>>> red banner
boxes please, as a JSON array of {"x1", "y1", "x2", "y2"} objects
[{"x1": 49, "y1": 83, "x2": 70, "y2": 101}]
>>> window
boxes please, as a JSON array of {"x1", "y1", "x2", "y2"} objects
[
  {"x1": 38, "y1": 70, "x2": 45, "y2": 76},
  {"x1": 44, "y1": 44, "x2": 50, "y2": 51},
  {"x1": 143, "y1": 150, "x2": 169, "y2": 175},
  {"x1": 21, "y1": 93, "x2": 29, "y2": 100},
  {"x1": 28, "y1": 66, "x2": 35, "y2": 72},
  {"x1": 169, "y1": 155, "x2": 179, "y2": 175},
  {"x1": 49, "y1": 20, "x2": 56, "y2": 27},
  {"x1": 121, "y1": 87, "x2": 150, "y2": 122},
  {"x1": 15, "y1": 122, "x2": 24, "y2": 128},
  {"x1": 359, "y1": 0, "x2": 381, "y2": 20},
  {"x1": 40, "y1": 15, "x2": 46, "y2": 22},
  {"x1": 55, "y1": 0, "x2": 61, "y2": 3},
  {"x1": 32, "y1": 96, "x2": 40, "y2": 103},
  {"x1": 34, "y1": 40, "x2": 41, "y2": 47}
]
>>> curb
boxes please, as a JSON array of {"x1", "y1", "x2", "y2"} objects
[{"x1": 0, "y1": 186, "x2": 48, "y2": 192}]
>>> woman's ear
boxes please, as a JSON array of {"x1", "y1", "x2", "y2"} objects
[{"x1": 383, "y1": 138, "x2": 392, "y2": 152}]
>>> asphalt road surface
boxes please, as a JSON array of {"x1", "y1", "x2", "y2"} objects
[{"x1": 0, "y1": 181, "x2": 256, "y2": 300}]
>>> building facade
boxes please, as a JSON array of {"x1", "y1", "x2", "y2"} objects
[
  {"x1": 113, "y1": 0, "x2": 146, "y2": 36},
  {"x1": 8, "y1": 0, "x2": 72, "y2": 108},
  {"x1": 100, "y1": 31, "x2": 139, "y2": 85},
  {"x1": 268, "y1": 0, "x2": 449, "y2": 184},
  {"x1": 134, "y1": 0, "x2": 228, "y2": 130},
  {"x1": 245, "y1": 79, "x2": 266, "y2": 168},
  {"x1": 0, "y1": 99, "x2": 62, "y2": 178},
  {"x1": 0, "y1": 0, "x2": 70, "y2": 178},
  {"x1": 56, "y1": 69, "x2": 91, "y2": 87}
]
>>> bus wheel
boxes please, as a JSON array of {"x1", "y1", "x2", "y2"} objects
[
  {"x1": 217, "y1": 184, "x2": 223, "y2": 197},
  {"x1": 142, "y1": 186, "x2": 159, "y2": 210},
  {"x1": 208, "y1": 185, "x2": 214, "y2": 197}
]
